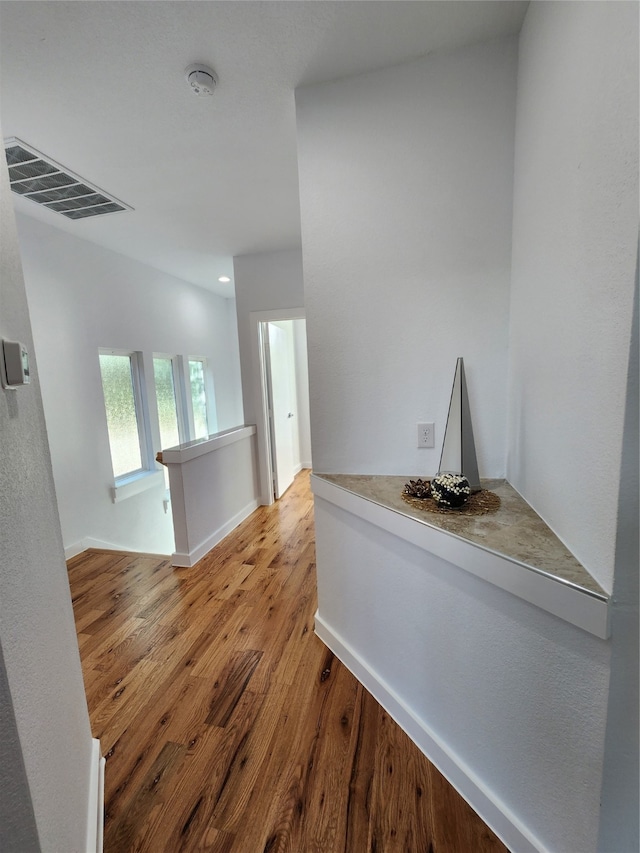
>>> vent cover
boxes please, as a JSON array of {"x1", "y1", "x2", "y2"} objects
[{"x1": 3, "y1": 138, "x2": 132, "y2": 220}]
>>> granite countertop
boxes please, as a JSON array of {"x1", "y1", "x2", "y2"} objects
[{"x1": 315, "y1": 474, "x2": 606, "y2": 598}]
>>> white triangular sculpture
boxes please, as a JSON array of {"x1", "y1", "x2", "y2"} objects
[{"x1": 438, "y1": 357, "x2": 481, "y2": 492}]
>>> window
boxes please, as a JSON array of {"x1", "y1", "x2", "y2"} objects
[
  {"x1": 153, "y1": 355, "x2": 184, "y2": 491},
  {"x1": 189, "y1": 357, "x2": 211, "y2": 440},
  {"x1": 99, "y1": 351, "x2": 147, "y2": 479},
  {"x1": 99, "y1": 350, "x2": 163, "y2": 502},
  {"x1": 153, "y1": 356, "x2": 182, "y2": 451},
  {"x1": 98, "y1": 348, "x2": 217, "y2": 502}
]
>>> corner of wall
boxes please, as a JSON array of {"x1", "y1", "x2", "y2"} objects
[
  {"x1": 597, "y1": 251, "x2": 639, "y2": 851},
  {"x1": 1, "y1": 125, "x2": 94, "y2": 852}
]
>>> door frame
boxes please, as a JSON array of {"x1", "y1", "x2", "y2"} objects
[{"x1": 249, "y1": 307, "x2": 305, "y2": 506}]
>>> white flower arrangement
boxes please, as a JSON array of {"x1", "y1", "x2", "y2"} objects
[{"x1": 431, "y1": 473, "x2": 471, "y2": 508}]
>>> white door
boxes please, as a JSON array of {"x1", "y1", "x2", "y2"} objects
[{"x1": 267, "y1": 322, "x2": 297, "y2": 498}]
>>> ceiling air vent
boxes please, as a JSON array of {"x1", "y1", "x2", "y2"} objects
[{"x1": 3, "y1": 137, "x2": 132, "y2": 220}]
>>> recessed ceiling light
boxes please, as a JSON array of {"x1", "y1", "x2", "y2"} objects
[{"x1": 218, "y1": 275, "x2": 231, "y2": 283}]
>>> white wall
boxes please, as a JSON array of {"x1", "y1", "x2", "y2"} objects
[
  {"x1": 1, "y1": 133, "x2": 94, "y2": 852},
  {"x1": 233, "y1": 248, "x2": 305, "y2": 425},
  {"x1": 598, "y1": 269, "x2": 639, "y2": 853},
  {"x1": 296, "y1": 36, "x2": 517, "y2": 476},
  {"x1": 505, "y1": 6, "x2": 638, "y2": 848},
  {"x1": 314, "y1": 496, "x2": 611, "y2": 853},
  {"x1": 168, "y1": 428, "x2": 259, "y2": 567},
  {"x1": 296, "y1": 12, "x2": 638, "y2": 851},
  {"x1": 0, "y1": 644, "x2": 39, "y2": 851},
  {"x1": 16, "y1": 215, "x2": 244, "y2": 555},
  {"x1": 507, "y1": 1, "x2": 638, "y2": 593}
]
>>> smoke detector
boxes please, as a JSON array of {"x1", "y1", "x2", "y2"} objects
[{"x1": 185, "y1": 63, "x2": 218, "y2": 97}]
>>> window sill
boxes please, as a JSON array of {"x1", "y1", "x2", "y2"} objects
[{"x1": 111, "y1": 469, "x2": 165, "y2": 503}]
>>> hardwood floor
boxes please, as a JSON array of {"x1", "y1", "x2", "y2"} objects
[{"x1": 68, "y1": 469, "x2": 508, "y2": 853}]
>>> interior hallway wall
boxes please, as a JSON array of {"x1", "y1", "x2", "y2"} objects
[
  {"x1": 16, "y1": 215, "x2": 244, "y2": 555},
  {"x1": 295, "y1": 14, "x2": 637, "y2": 849},
  {"x1": 507, "y1": 0, "x2": 638, "y2": 592},
  {"x1": 233, "y1": 248, "x2": 305, "y2": 426},
  {"x1": 296, "y1": 36, "x2": 517, "y2": 477},
  {"x1": 0, "y1": 130, "x2": 94, "y2": 853},
  {"x1": 597, "y1": 264, "x2": 639, "y2": 852}
]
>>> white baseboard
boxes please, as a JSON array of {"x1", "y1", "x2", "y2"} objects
[
  {"x1": 65, "y1": 536, "x2": 169, "y2": 561},
  {"x1": 314, "y1": 613, "x2": 545, "y2": 853},
  {"x1": 171, "y1": 499, "x2": 259, "y2": 567},
  {"x1": 85, "y1": 738, "x2": 105, "y2": 853},
  {"x1": 65, "y1": 536, "x2": 127, "y2": 560},
  {"x1": 64, "y1": 540, "x2": 87, "y2": 560}
]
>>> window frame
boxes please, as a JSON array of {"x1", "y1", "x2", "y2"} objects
[
  {"x1": 98, "y1": 348, "x2": 162, "y2": 502},
  {"x1": 187, "y1": 355, "x2": 217, "y2": 440},
  {"x1": 152, "y1": 353, "x2": 188, "y2": 450}
]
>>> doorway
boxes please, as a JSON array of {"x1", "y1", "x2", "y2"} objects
[
  {"x1": 265, "y1": 321, "x2": 297, "y2": 498},
  {"x1": 255, "y1": 314, "x2": 311, "y2": 503}
]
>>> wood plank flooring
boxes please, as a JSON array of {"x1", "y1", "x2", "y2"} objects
[{"x1": 68, "y1": 469, "x2": 509, "y2": 853}]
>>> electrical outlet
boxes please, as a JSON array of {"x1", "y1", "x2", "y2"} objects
[{"x1": 417, "y1": 422, "x2": 435, "y2": 448}]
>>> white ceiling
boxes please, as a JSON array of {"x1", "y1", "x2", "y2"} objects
[{"x1": 0, "y1": 1, "x2": 528, "y2": 297}]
